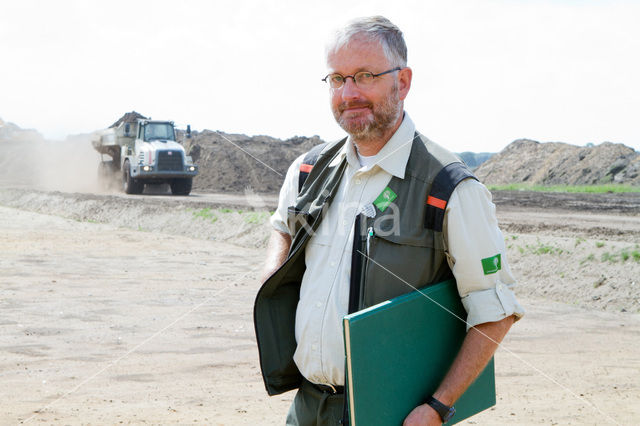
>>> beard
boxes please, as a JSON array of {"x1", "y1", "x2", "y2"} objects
[{"x1": 333, "y1": 84, "x2": 402, "y2": 142}]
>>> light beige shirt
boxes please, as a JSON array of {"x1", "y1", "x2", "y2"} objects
[{"x1": 270, "y1": 113, "x2": 524, "y2": 386}]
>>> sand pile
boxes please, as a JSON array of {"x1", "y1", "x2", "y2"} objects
[{"x1": 475, "y1": 139, "x2": 640, "y2": 186}]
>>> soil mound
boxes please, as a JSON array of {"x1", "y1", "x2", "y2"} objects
[
  {"x1": 0, "y1": 117, "x2": 45, "y2": 144},
  {"x1": 182, "y1": 130, "x2": 324, "y2": 193},
  {"x1": 0, "y1": 117, "x2": 100, "y2": 191},
  {"x1": 109, "y1": 111, "x2": 147, "y2": 128},
  {"x1": 475, "y1": 139, "x2": 640, "y2": 186}
]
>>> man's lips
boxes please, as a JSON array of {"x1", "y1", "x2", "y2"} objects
[{"x1": 339, "y1": 103, "x2": 372, "y2": 114}]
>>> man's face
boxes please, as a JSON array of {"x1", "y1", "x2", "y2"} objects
[{"x1": 326, "y1": 38, "x2": 410, "y2": 141}]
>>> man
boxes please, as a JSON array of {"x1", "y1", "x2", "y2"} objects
[{"x1": 254, "y1": 16, "x2": 524, "y2": 425}]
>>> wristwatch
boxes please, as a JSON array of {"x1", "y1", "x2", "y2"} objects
[{"x1": 425, "y1": 395, "x2": 456, "y2": 423}]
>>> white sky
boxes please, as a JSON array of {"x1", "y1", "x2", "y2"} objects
[{"x1": 1, "y1": 0, "x2": 639, "y2": 153}]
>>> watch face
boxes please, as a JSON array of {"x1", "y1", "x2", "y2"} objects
[{"x1": 443, "y1": 407, "x2": 456, "y2": 423}]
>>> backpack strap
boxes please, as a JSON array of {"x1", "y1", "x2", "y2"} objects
[
  {"x1": 424, "y1": 162, "x2": 478, "y2": 232},
  {"x1": 298, "y1": 143, "x2": 328, "y2": 193}
]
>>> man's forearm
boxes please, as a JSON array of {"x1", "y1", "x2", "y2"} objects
[
  {"x1": 260, "y1": 229, "x2": 292, "y2": 283},
  {"x1": 433, "y1": 315, "x2": 514, "y2": 406},
  {"x1": 404, "y1": 315, "x2": 515, "y2": 425}
]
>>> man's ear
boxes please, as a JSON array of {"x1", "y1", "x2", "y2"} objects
[{"x1": 397, "y1": 67, "x2": 412, "y2": 101}]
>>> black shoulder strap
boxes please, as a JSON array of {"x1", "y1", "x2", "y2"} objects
[
  {"x1": 424, "y1": 162, "x2": 478, "y2": 232},
  {"x1": 298, "y1": 142, "x2": 328, "y2": 193}
]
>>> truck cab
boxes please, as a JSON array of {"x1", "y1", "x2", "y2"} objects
[{"x1": 120, "y1": 119, "x2": 198, "y2": 195}]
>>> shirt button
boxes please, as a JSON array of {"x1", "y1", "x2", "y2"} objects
[
  {"x1": 316, "y1": 301, "x2": 322, "y2": 308},
  {"x1": 312, "y1": 344, "x2": 318, "y2": 351},
  {"x1": 355, "y1": 179, "x2": 361, "y2": 185},
  {"x1": 330, "y1": 261, "x2": 336, "y2": 267}
]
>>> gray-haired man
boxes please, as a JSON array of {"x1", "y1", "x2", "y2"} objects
[{"x1": 255, "y1": 16, "x2": 524, "y2": 425}]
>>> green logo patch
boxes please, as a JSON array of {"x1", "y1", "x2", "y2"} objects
[
  {"x1": 481, "y1": 254, "x2": 501, "y2": 275},
  {"x1": 374, "y1": 187, "x2": 397, "y2": 212}
]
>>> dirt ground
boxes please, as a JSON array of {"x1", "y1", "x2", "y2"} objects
[{"x1": 1, "y1": 188, "x2": 639, "y2": 425}]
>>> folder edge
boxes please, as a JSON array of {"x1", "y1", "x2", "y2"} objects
[{"x1": 343, "y1": 317, "x2": 356, "y2": 426}]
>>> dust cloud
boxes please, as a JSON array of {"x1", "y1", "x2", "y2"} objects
[{"x1": 0, "y1": 131, "x2": 104, "y2": 193}]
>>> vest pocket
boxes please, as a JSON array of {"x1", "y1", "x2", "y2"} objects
[
  {"x1": 373, "y1": 231, "x2": 441, "y2": 248},
  {"x1": 362, "y1": 232, "x2": 447, "y2": 308}
]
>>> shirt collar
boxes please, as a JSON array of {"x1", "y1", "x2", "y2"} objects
[{"x1": 328, "y1": 112, "x2": 416, "y2": 179}]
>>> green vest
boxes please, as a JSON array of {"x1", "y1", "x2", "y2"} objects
[{"x1": 253, "y1": 132, "x2": 475, "y2": 395}]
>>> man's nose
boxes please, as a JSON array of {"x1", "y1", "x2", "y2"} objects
[{"x1": 340, "y1": 77, "x2": 361, "y2": 100}]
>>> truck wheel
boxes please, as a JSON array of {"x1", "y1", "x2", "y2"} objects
[
  {"x1": 170, "y1": 178, "x2": 192, "y2": 195},
  {"x1": 123, "y1": 160, "x2": 144, "y2": 194}
]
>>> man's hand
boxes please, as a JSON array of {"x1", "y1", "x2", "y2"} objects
[{"x1": 403, "y1": 403, "x2": 441, "y2": 426}]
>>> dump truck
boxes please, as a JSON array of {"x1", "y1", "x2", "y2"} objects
[{"x1": 92, "y1": 112, "x2": 198, "y2": 195}]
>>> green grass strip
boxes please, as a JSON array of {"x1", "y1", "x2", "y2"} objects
[{"x1": 487, "y1": 183, "x2": 640, "y2": 193}]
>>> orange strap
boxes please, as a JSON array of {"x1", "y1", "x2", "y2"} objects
[
  {"x1": 426, "y1": 195, "x2": 447, "y2": 210},
  {"x1": 300, "y1": 163, "x2": 313, "y2": 173}
]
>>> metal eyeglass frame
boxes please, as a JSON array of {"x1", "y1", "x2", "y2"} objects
[{"x1": 322, "y1": 67, "x2": 402, "y2": 88}]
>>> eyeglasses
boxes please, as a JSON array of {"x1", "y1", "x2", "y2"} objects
[{"x1": 322, "y1": 67, "x2": 402, "y2": 89}]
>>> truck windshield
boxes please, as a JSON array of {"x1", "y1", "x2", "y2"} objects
[{"x1": 144, "y1": 123, "x2": 176, "y2": 141}]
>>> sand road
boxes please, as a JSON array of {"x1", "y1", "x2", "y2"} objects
[{"x1": 1, "y1": 191, "x2": 639, "y2": 424}]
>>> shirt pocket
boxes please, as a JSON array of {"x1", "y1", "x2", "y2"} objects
[{"x1": 303, "y1": 228, "x2": 334, "y2": 270}]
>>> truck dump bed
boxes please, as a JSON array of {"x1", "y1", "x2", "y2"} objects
[
  {"x1": 91, "y1": 129, "x2": 117, "y2": 154},
  {"x1": 92, "y1": 111, "x2": 146, "y2": 157},
  {"x1": 91, "y1": 127, "x2": 133, "y2": 161}
]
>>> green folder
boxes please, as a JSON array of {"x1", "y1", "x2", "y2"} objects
[{"x1": 343, "y1": 279, "x2": 495, "y2": 425}]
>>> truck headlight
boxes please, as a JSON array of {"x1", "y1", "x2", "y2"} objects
[
  {"x1": 189, "y1": 166, "x2": 196, "y2": 171},
  {"x1": 143, "y1": 165, "x2": 152, "y2": 172}
]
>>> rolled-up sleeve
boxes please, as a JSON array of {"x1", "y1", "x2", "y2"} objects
[
  {"x1": 443, "y1": 179, "x2": 525, "y2": 329},
  {"x1": 269, "y1": 153, "x2": 306, "y2": 236}
]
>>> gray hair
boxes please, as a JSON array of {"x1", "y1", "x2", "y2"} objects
[{"x1": 327, "y1": 16, "x2": 407, "y2": 68}]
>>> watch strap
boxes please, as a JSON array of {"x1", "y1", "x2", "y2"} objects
[{"x1": 425, "y1": 395, "x2": 455, "y2": 423}]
